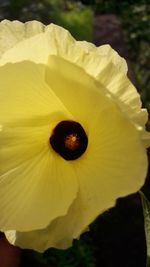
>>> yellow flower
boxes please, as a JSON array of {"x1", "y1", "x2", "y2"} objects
[{"x1": 0, "y1": 20, "x2": 149, "y2": 252}]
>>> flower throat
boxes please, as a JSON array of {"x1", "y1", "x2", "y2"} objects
[{"x1": 50, "y1": 120, "x2": 88, "y2": 160}]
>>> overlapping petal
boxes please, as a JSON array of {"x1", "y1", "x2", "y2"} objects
[
  {"x1": 0, "y1": 60, "x2": 72, "y2": 123},
  {"x1": 0, "y1": 20, "x2": 44, "y2": 57},
  {"x1": 0, "y1": 147, "x2": 78, "y2": 231},
  {"x1": 0, "y1": 21, "x2": 127, "y2": 73},
  {"x1": 0, "y1": 59, "x2": 78, "y2": 231},
  {"x1": 96, "y1": 61, "x2": 149, "y2": 133},
  {"x1": 0, "y1": 21, "x2": 127, "y2": 84},
  {"x1": 0, "y1": 22, "x2": 74, "y2": 65},
  {"x1": 45, "y1": 55, "x2": 111, "y2": 129}
]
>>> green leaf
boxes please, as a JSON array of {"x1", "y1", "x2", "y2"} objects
[{"x1": 140, "y1": 191, "x2": 150, "y2": 267}]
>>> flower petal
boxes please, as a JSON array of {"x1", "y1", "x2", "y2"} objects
[
  {"x1": 0, "y1": 124, "x2": 50, "y2": 175},
  {"x1": 74, "y1": 42, "x2": 128, "y2": 76},
  {"x1": 4, "y1": 196, "x2": 89, "y2": 251},
  {"x1": 0, "y1": 60, "x2": 71, "y2": 124},
  {"x1": 0, "y1": 22, "x2": 127, "y2": 77},
  {"x1": 0, "y1": 146, "x2": 78, "y2": 231},
  {"x1": 0, "y1": 20, "x2": 44, "y2": 57},
  {"x1": 96, "y1": 61, "x2": 147, "y2": 125},
  {"x1": 0, "y1": 58, "x2": 77, "y2": 231},
  {"x1": 0, "y1": 23, "x2": 74, "y2": 65},
  {"x1": 45, "y1": 55, "x2": 111, "y2": 130}
]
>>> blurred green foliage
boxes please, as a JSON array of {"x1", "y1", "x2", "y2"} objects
[
  {"x1": 0, "y1": 0, "x2": 93, "y2": 41},
  {"x1": 51, "y1": 7, "x2": 93, "y2": 41}
]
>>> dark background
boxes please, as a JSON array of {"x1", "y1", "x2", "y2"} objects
[{"x1": 0, "y1": 1, "x2": 150, "y2": 266}]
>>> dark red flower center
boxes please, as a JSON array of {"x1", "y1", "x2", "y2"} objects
[{"x1": 50, "y1": 120, "x2": 88, "y2": 160}]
